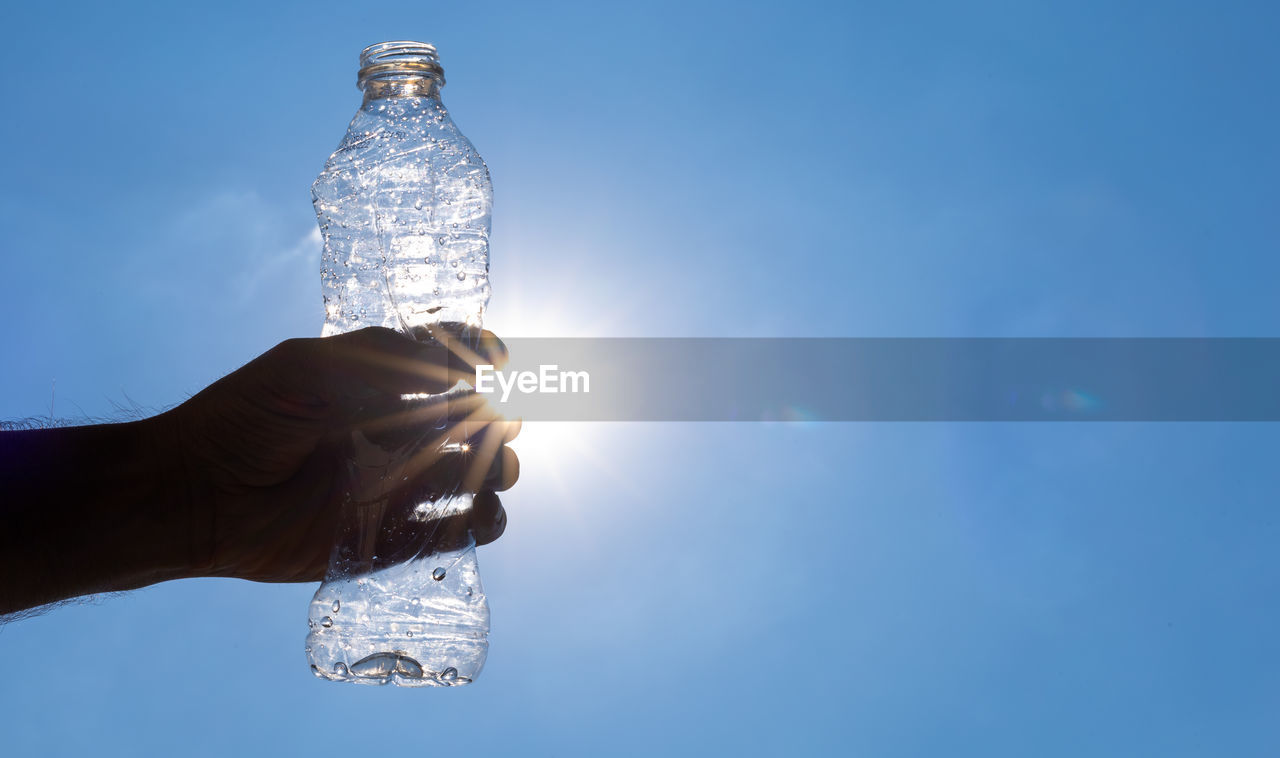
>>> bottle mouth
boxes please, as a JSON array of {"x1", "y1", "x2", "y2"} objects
[{"x1": 357, "y1": 41, "x2": 445, "y2": 90}]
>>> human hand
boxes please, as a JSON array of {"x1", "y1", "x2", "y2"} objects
[{"x1": 156, "y1": 325, "x2": 519, "y2": 584}]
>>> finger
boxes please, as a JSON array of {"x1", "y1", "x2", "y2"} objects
[
  {"x1": 438, "y1": 326, "x2": 509, "y2": 389},
  {"x1": 494, "y1": 416, "x2": 521, "y2": 444},
  {"x1": 425, "y1": 511, "x2": 474, "y2": 555},
  {"x1": 483, "y1": 445, "x2": 519, "y2": 493},
  {"x1": 402, "y1": 322, "x2": 509, "y2": 392},
  {"x1": 408, "y1": 322, "x2": 509, "y2": 372},
  {"x1": 353, "y1": 393, "x2": 522, "y2": 466},
  {"x1": 323, "y1": 326, "x2": 510, "y2": 401},
  {"x1": 366, "y1": 489, "x2": 507, "y2": 568},
  {"x1": 345, "y1": 400, "x2": 519, "y2": 510},
  {"x1": 469, "y1": 490, "x2": 507, "y2": 546},
  {"x1": 399, "y1": 492, "x2": 507, "y2": 556},
  {"x1": 411, "y1": 396, "x2": 517, "y2": 458},
  {"x1": 400, "y1": 441, "x2": 516, "y2": 502},
  {"x1": 455, "y1": 410, "x2": 505, "y2": 494},
  {"x1": 368, "y1": 512, "x2": 468, "y2": 568},
  {"x1": 354, "y1": 389, "x2": 504, "y2": 442},
  {"x1": 324, "y1": 326, "x2": 461, "y2": 397}
]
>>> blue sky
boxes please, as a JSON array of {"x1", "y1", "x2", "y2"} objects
[{"x1": 2, "y1": 0, "x2": 1280, "y2": 755}]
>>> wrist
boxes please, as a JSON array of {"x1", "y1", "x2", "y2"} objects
[
  {"x1": 139, "y1": 409, "x2": 216, "y2": 580},
  {"x1": 0, "y1": 418, "x2": 203, "y2": 614}
]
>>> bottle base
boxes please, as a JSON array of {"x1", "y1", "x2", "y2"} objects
[
  {"x1": 306, "y1": 629, "x2": 488, "y2": 687},
  {"x1": 308, "y1": 649, "x2": 477, "y2": 687}
]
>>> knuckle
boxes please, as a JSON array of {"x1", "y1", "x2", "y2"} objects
[
  {"x1": 349, "y1": 325, "x2": 399, "y2": 345},
  {"x1": 272, "y1": 337, "x2": 313, "y2": 360}
]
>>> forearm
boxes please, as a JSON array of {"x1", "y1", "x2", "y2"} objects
[{"x1": 0, "y1": 415, "x2": 205, "y2": 615}]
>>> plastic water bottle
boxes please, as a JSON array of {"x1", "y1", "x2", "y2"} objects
[{"x1": 305, "y1": 41, "x2": 494, "y2": 686}]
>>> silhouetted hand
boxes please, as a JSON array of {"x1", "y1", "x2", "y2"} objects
[
  {"x1": 0, "y1": 325, "x2": 519, "y2": 616},
  {"x1": 161, "y1": 325, "x2": 520, "y2": 583}
]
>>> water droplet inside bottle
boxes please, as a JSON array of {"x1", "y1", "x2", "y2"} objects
[
  {"x1": 432, "y1": 567, "x2": 447, "y2": 581},
  {"x1": 396, "y1": 656, "x2": 425, "y2": 679},
  {"x1": 350, "y1": 653, "x2": 396, "y2": 678},
  {"x1": 406, "y1": 630, "x2": 414, "y2": 638},
  {"x1": 321, "y1": 616, "x2": 333, "y2": 628},
  {"x1": 334, "y1": 662, "x2": 348, "y2": 676},
  {"x1": 413, "y1": 198, "x2": 424, "y2": 210},
  {"x1": 455, "y1": 272, "x2": 465, "y2": 281},
  {"x1": 440, "y1": 667, "x2": 458, "y2": 682},
  {"x1": 332, "y1": 600, "x2": 340, "y2": 613}
]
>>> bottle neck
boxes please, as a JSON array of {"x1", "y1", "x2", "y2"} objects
[
  {"x1": 357, "y1": 41, "x2": 445, "y2": 103},
  {"x1": 362, "y1": 77, "x2": 441, "y2": 103}
]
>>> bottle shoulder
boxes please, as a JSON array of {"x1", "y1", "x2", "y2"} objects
[{"x1": 313, "y1": 101, "x2": 490, "y2": 200}]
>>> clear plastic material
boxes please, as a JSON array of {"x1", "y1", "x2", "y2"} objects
[{"x1": 305, "y1": 41, "x2": 494, "y2": 686}]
